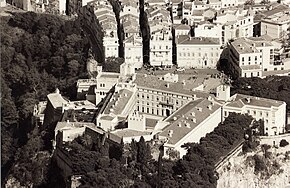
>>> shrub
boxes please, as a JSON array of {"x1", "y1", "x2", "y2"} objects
[{"x1": 279, "y1": 139, "x2": 289, "y2": 147}]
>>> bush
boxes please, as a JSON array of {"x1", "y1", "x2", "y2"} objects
[
  {"x1": 279, "y1": 139, "x2": 289, "y2": 147},
  {"x1": 253, "y1": 155, "x2": 267, "y2": 173}
]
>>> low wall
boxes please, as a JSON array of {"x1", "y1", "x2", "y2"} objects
[{"x1": 258, "y1": 133, "x2": 290, "y2": 146}]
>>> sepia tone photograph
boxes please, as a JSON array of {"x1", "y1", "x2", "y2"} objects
[{"x1": 1, "y1": 0, "x2": 290, "y2": 187}]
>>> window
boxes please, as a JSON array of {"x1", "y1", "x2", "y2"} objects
[
  {"x1": 242, "y1": 57, "x2": 244, "y2": 61},
  {"x1": 248, "y1": 57, "x2": 251, "y2": 61},
  {"x1": 255, "y1": 56, "x2": 257, "y2": 61}
]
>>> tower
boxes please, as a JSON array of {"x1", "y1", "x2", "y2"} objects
[{"x1": 216, "y1": 84, "x2": 231, "y2": 101}]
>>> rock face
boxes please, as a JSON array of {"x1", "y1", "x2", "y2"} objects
[
  {"x1": 87, "y1": 55, "x2": 99, "y2": 79},
  {"x1": 217, "y1": 145, "x2": 290, "y2": 188}
]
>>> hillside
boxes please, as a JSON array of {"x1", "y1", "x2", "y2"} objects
[{"x1": 217, "y1": 144, "x2": 290, "y2": 188}]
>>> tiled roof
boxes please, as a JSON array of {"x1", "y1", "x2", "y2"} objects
[
  {"x1": 103, "y1": 89, "x2": 134, "y2": 115},
  {"x1": 176, "y1": 35, "x2": 220, "y2": 45},
  {"x1": 133, "y1": 74, "x2": 210, "y2": 98},
  {"x1": 231, "y1": 37, "x2": 273, "y2": 54},
  {"x1": 124, "y1": 35, "x2": 142, "y2": 45},
  {"x1": 160, "y1": 98, "x2": 222, "y2": 145},
  {"x1": 231, "y1": 38, "x2": 259, "y2": 54},
  {"x1": 174, "y1": 24, "x2": 191, "y2": 30},
  {"x1": 226, "y1": 94, "x2": 285, "y2": 108}
]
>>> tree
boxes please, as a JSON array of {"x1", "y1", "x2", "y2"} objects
[
  {"x1": 137, "y1": 137, "x2": 152, "y2": 164},
  {"x1": 280, "y1": 139, "x2": 289, "y2": 147}
]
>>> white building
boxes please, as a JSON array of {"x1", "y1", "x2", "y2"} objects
[
  {"x1": 261, "y1": 11, "x2": 290, "y2": 39},
  {"x1": 148, "y1": 6, "x2": 173, "y2": 67},
  {"x1": 194, "y1": 22, "x2": 223, "y2": 43},
  {"x1": 223, "y1": 94, "x2": 287, "y2": 136},
  {"x1": 228, "y1": 36, "x2": 289, "y2": 78},
  {"x1": 120, "y1": 0, "x2": 139, "y2": 17},
  {"x1": 90, "y1": 1, "x2": 119, "y2": 58},
  {"x1": 158, "y1": 97, "x2": 223, "y2": 158},
  {"x1": 124, "y1": 36, "x2": 143, "y2": 69},
  {"x1": 176, "y1": 36, "x2": 221, "y2": 68},
  {"x1": 97, "y1": 82, "x2": 138, "y2": 131},
  {"x1": 214, "y1": 8, "x2": 255, "y2": 45},
  {"x1": 174, "y1": 24, "x2": 191, "y2": 37}
]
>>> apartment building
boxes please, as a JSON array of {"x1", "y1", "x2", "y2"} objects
[
  {"x1": 88, "y1": 0, "x2": 119, "y2": 58},
  {"x1": 194, "y1": 22, "x2": 223, "y2": 42},
  {"x1": 176, "y1": 36, "x2": 221, "y2": 68},
  {"x1": 120, "y1": 0, "x2": 139, "y2": 18},
  {"x1": 147, "y1": 5, "x2": 173, "y2": 67},
  {"x1": 261, "y1": 11, "x2": 290, "y2": 39},
  {"x1": 124, "y1": 35, "x2": 143, "y2": 69},
  {"x1": 173, "y1": 24, "x2": 191, "y2": 37},
  {"x1": 228, "y1": 36, "x2": 290, "y2": 78},
  {"x1": 214, "y1": 8, "x2": 255, "y2": 45},
  {"x1": 228, "y1": 38, "x2": 263, "y2": 78}
]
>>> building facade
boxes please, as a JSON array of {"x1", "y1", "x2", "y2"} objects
[{"x1": 176, "y1": 36, "x2": 221, "y2": 68}]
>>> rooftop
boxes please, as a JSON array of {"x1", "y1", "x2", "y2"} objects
[
  {"x1": 226, "y1": 94, "x2": 285, "y2": 109},
  {"x1": 47, "y1": 93, "x2": 68, "y2": 109},
  {"x1": 62, "y1": 108, "x2": 97, "y2": 123},
  {"x1": 173, "y1": 24, "x2": 191, "y2": 30},
  {"x1": 98, "y1": 72, "x2": 120, "y2": 79},
  {"x1": 160, "y1": 98, "x2": 222, "y2": 145},
  {"x1": 231, "y1": 38, "x2": 259, "y2": 54},
  {"x1": 111, "y1": 129, "x2": 152, "y2": 137},
  {"x1": 103, "y1": 89, "x2": 134, "y2": 115},
  {"x1": 133, "y1": 73, "x2": 210, "y2": 98},
  {"x1": 176, "y1": 35, "x2": 220, "y2": 45}
]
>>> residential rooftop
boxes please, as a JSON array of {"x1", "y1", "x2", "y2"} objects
[
  {"x1": 176, "y1": 35, "x2": 220, "y2": 45},
  {"x1": 231, "y1": 37, "x2": 273, "y2": 54},
  {"x1": 226, "y1": 94, "x2": 285, "y2": 108},
  {"x1": 173, "y1": 24, "x2": 191, "y2": 30}
]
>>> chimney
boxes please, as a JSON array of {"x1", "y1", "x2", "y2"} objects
[
  {"x1": 166, "y1": 83, "x2": 170, "y2": 88},
  {"x1": 177, "y1": 122, "x2": 181, "y2": 127},
  {"x1": 168, "y1": 130, "x2": 173, "y2": 137},
  {"x1": 246, "y1": 97, "x2": 251, "y2": 103},
  {"x1": 208, "y1": 105, "x2": 212, "y2": 110},
  {"x1": 198, "y1": 107, "x2": 202, "y2": 112},
  {"x1": 191, "y1": 118, "x2": 196, "y2": 123},
  {"x1": 182, "y1": 80, "x2": 186, "y2": 85},
  {"x1": 185, "y1": 122, "x2": 191, "y2": 128},
  {"x1": 173, "y1": 116, "x2": 177, "y2": 120}
]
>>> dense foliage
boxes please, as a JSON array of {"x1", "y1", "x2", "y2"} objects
[
  {"x1": 63, "y1": 113, "x2": 254, "y2": 187},
  {"x1": 231, "y1": 76, "x2": 290, "y2": 112},
  {"x1": 1, "y1": 12, "x2": 91, "y2": 185}
]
